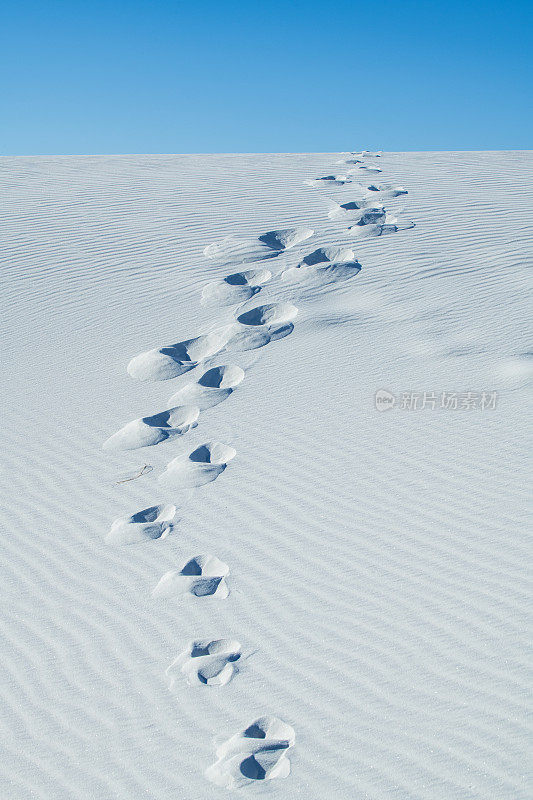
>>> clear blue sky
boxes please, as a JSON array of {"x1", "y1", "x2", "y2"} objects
[{"x1": 1, "y1": 0, "x2": 531, "y2": 154}]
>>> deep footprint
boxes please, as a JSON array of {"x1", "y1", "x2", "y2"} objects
[
  {"x1": 127, "y1": 329, "x2": 233, "y2": 381},
  {"x1": 347, "y1": 207, "x2": 415, "y2": 237},
  {"x1": 282, "y1": 259, "x2": 361, "y2": 287},
  {"x1": 103, "y1": 405, "x2": 199, "y2": 450},
  {"x1": 366, "y1": 182, "x2": 408, "y2": 198},
  {"x1": 167, "y1": 364, "x2": 245, "y2": 411},
  {"x1": 201, "y1": 268, "x2": 272, "y2": 305},
  {"x1": 167, "y1": 639, "x2": 241, "y2": 687},
  {"x1": 300, "y1": 246, "x2": 355, "y2": 266},
  {"x1": 354, "y1": 163, "x2": 382, "y2": 173},
  {"x1": 106, "y1": 504, "x2": 177, "y2": 545},
  {"x1": 206, "y1": 716, "x2": 295, "y2": 788},
  {"x1": 258, "y1": 228, "x2": 314, "y2": 250},
  {"x1": 327, "y1": 199, "x2": 371, "y2": 219},
  {"x1": 304, "y1": 174, "x2": 354, "y2": 187},
  {"x1": 159, "y1": 441, "x2": 236, "y2": 488},
  {"x1": 326, "y1": 185, "x2": 408, "y2": 218},
  {"x1": 236, "y1": 302, "x2": 298, "y2": 327},
  {"x1": 128, "y1": 320, "x2": 292, "y2": 382},
  {"x1": 204, "y1": 227, "x2": 314, "y2": 265},
  {"x1": 153, "y1": 554, "x2": 230, "y2": 599}
]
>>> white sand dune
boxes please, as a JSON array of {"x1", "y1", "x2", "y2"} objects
[{"x1": 0, "y1": 150, "x2": 531, "y2": 799}]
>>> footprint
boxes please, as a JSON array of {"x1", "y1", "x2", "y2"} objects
[
  {"x1": 106, "y1": 504, "x2": 177, "y2": 545},
  {"x1": 167, "y1": 639, "x2": 241, "y2": 687},
  {"x1": 347, "y1": 208, "x2": 415, "y2": 237},
  {"x1": 356, "y1": 163, "x2": 383, "y2": 173},
  {"x1": 229, "y1": 320, "x2": 295, "y2": 348},
  {"x1": 304, "y1": 174, "x2": 353, "y2": 187},
  {"x1": 327, "y1": 199, "x2": 371, "y2": 220},
  {"x1": 257, "y1": 228, "x2": 314, "y2": 251},
  {"x1": 204, "y1": 227, "x2": 314, "y2": 265},
  {"x1": 159, "y1": 441, "x2": 236, "y2": 488},
  {"x1": 300, "y1": 246, "x2": 355, "y2": 265},
  {"x1": 152, "y1": 554, "x2": 230, "y2": 599},
  {"x1": 201, "y1": 268, "x2": 272, "y2": 305},
  {"x1": 128, "y1": 329, "x2": 233, "y2": 381},
  {"x1": 281, "y1": 259, "x2": 361, "y2": 287},
  {"x1": 325, "y1": 182, "x2": 408, "y2": 220},
  {"x1": 206, "y1": 716, "x2": 295, "y2": 788},
  {"x1": 103, "y1": 405, "x2": 199, "y2": 450},
  {"x1": 367, "y1": 182, "x2": 408, "y2": 198},
  {"x1": 333, "y1": 182, "x2": 407, "y2": 204},
  {"x1": 352, "y1": 150, "x2": 382, "y2": 158},
  {"x1": 236, "y1": 302, "x2": 298, "y2": 327},
  {"x1": 352, "y1": 206, "x2": 387, "y2": 225},
  {"x1": 167, "y1": 364, "x2": 245, "y2": 410},
  {"x1": 128, "y1": 320, "x2": 292, "y2": 382},
  {"x1": 339, "y1": 152, "x2": 381, "y2": 167}
]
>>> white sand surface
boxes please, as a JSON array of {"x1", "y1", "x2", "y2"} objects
[{"x1": 1, "y1": 151, "x2": 531, "y2": 799}]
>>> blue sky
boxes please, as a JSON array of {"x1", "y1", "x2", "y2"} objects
[{"x1": 1, "y1": 0, "x2": 531, "y2": 154}]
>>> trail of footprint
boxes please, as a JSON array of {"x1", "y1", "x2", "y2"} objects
[
  {"x1": 167, "y1": 639, "x2": 241, "y2": 687},
  {"x1": 106, "y1": 504, "x2": 177, "y2": 545},
  {"x1": 201, "y1": 268, "x2": 272, "y2": 306},
  {"x1": 153, "y1": 554, "x2": 230, "y2": 599},
  {"x1": 107, "y1": 153, "x2": 414, "y2": 786},
  {"x1": 204, "y1": 227, "x2": 314, "y2": 266},
  {"x1": 103, "y1": 405, "x2": 199, "y2": 451},
  {"x1": 159, "y1": 441, "x2": 236, "y2": 488},
  {"x1": 206, "y1": 716, "x2": 296, "y2": 788},
  {"x1": 167, "y1": 365, "x2": 244, "y2": 410}
]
